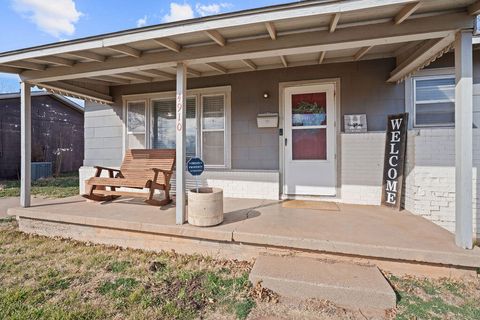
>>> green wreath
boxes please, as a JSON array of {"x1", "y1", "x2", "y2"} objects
[{"x1": 293, "y1": 101, "x2": 325, "y2": 114}]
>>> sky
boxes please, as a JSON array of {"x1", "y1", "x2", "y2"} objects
[{"x1": 0, "y1": 0, "x2": 293, "y2": 94}]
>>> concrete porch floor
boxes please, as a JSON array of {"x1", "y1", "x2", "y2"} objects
[{"x1": 7, "y1": 196, "x2": 480, "y2": 269}]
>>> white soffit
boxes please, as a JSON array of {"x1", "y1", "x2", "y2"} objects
[
  {"x1": 0, "y1": 0, "x2": 450, "y2": 63},
  {"x1": 0, "y1": 0, "x2": 477, "y2": 90}
]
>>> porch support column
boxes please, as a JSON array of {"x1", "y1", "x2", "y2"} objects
[
  {"x1": 454, "y1": 30, "x2": 473, "y2": 249},
  {"x1": 175, "y1": 62, "x2": 187, "y2": 224},
  {"x1": 20, "y1": 81, "x2": 32, "y2": 208}
]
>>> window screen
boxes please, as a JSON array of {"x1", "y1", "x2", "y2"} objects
[
  {"x1": 127, "y1": 101, "x2": 146, "y2": 133},
  {"x1": 202, "y1": 95, "x2": 225, "y2": 166},
  {"x1": 152, "y1": 97, "x2": 197, "y2": 159},
  {"x1": 414, "y1": 76, "x2": 455, "y2": 126}
]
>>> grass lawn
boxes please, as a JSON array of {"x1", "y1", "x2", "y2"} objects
[
  {"x1": 0, "y1": 220, "x2": 260, "y2": 320},
  {"x1": 0, "y1": 219, "x2": 479, "y2": 319},
  {"x1": 0, "y1": 172, "x2": 79, "y2": 198}
]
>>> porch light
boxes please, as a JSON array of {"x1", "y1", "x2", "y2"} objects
[{"x1": 263, "y1": 92, "x2": 269, "y2": 99}]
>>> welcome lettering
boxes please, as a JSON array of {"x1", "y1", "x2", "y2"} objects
[{"x1": 382, "y1": 114, "x2": 408, "y2": 209}]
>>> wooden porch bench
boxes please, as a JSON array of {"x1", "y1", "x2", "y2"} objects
[{"x1": 82, "y1": 149, "x2": 175, "y2": 206}]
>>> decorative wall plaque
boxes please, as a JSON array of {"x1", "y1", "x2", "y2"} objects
[{"x1": 344, "y1": 114, "x2": 367, "y2": 133}]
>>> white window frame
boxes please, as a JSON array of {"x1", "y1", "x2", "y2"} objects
[
  {"x1": 124, "y1": 99, "x2": 148, "y2": 152},
  {"x1": 126, "y1": 99, "x2": 147, "y2": 134},
  {"x1": 122, "y1": 86, "x2": 231, "y2": 169},
  {"x1": 200, "y1": 93, "x2": 228, "y2": 168},
  {"x1": 405, "y1": 67, "x2": 455, "y2": 128}
]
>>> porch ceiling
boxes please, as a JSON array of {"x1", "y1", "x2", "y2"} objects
[{"x1": 0, "y1": 0, "x2": 478, "y2": 103}]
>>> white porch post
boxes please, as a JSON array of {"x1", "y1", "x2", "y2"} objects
[
  {"x1": 454, "y1": 30, "x2": 473, "y2": 249},
  {"x1": 175, "y1": 62, "x2": 187, "y2": 224},
  {"x1": 20, "y1": 81, "x2": 32, "y2": 208}
]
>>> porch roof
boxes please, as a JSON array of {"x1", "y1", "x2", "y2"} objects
[{"x1": 0, "y1": 0, "x2": 479, "y2": 103}]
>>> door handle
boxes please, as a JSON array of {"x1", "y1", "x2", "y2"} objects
[{"x1": 285, "y1": 138, "x2": 288, "y2": 146}]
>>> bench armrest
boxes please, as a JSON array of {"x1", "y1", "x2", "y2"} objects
[
  {"x1": 94, "y1": 166, "x2": 121, "y2": 172},
  {"x1": 94, "y1": 166, "x2": 123, "y2": 178}
]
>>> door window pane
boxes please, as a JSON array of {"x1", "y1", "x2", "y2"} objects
[
  {"x1": 202, "y1": 131, "x2": 224, "y2": 165},
  {"x1": 292, "y1": 128, "x2": 326, "y2": 160},
  {"x1": 292, "y1": 93, "x2": 327, "y2": 127},
  {"x1": 202, "y1": 95, "x2": 225, "y2": 129},
  {"x1": 152, "y1": 97, "x2": 196, "y2": 158},
  {"x1": 127, "y1": 101, "x2": 146, "y2": 133}
]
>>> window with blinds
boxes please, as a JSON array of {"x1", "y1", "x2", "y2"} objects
[
  {"x1": 413, "y1": 76, "x2": 455, "y2": 127},
  {"x1": 125, "y1": 87, "x2": 230, "y2": 168},
  {"x1": 152, "y1": 97, "x2": 197, "y2": 159},
  {"x1": 202, "y1": 95, "x2": 225, "y2": 166}
]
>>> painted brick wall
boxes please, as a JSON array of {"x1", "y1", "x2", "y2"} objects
[
  {"x1": 406, "y1": 128, "x2": 480, "y2": 239},
  {"x1": 340, "y1": 129, "x2": 479, "y2": 239},
  {"x1": 340, "y1": 132, "x2": 385, "y2": 205},
  {"x1": 79, "y1": 166, "x2": 279, "y2": 200},
  {"x1": 84, "y1": 102, "x2": 123, "y2": 167}
]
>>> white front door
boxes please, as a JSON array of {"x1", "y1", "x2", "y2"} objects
[{"x1": 283, "y1": 83, "x2": 336, "y2": 196}]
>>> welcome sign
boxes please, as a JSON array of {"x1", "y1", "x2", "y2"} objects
[{"x1": 381, "y1": 113, "x2": 408, "y2": 209}]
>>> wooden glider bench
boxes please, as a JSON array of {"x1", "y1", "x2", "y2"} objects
[{"x1": 82, "y1": 149, "x2": 175, "y2": 206}]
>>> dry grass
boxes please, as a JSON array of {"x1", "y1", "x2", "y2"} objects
[
  {"x1": 1, "y1": 219, "x2": 479, "y2": 320},
  {"x1": 0, "y1": 220, "x2": 256, "y2": 319}
]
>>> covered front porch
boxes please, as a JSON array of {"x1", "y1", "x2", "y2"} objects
[
  {"x1": 1, "y1": 0, "x2": 480, "y2": 250},
  {"x1": 8, "y1": 196, "x2": 480, "y2": 271}
]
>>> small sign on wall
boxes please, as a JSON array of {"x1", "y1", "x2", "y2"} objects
[
  {"x1": 344, "y1": 114, "x2": 367, "y2": 133},
  {"x1": 381, "y1": 113, "x2": 408, "y2": 210}
]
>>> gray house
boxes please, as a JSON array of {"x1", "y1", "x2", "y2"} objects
[{"x1": 2, "y1": 0, "x2": 480, "y2": 252}]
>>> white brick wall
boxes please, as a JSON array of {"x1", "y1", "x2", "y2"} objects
[
  {"x1": 340, "y1": 132, "x2": 385, "y2": 205},
  {"x1": 406, "y1": 128, "x2": 479, "y2": 239},
  {"x1": 340, "y1": 130, "x2": 479, "y2": 240},
  {"x1": 79, "y1": 166, "x2": 279, "y2": 200}
]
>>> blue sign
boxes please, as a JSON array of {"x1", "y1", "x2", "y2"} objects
[{"x1": 187, "y1": 157, "x2": 204, "y2": 176}]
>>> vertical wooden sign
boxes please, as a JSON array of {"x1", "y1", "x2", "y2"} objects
[{"x1": 381, "y1": 113, "x2": 408, "y2": 210}]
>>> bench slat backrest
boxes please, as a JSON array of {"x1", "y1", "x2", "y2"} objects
[{"x1": 120, "y1": 149, "x2": 175, "y2": 184}]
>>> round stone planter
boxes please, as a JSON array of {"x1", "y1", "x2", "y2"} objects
[{"x1": 187, "y1": 187, "x2": 224, "y2": 227}]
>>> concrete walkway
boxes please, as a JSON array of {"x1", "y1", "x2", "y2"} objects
[
  {"x1": 0, "y1": 196, "x2": 70, "y2": 218},
  {"x1": 7, "y1": 196, "x2": 480, "y2": 268}
]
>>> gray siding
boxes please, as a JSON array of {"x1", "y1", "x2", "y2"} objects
[
  {"x1": 83, "y1": 102, "x2": 123, "y2": 167},
  {"x1": 105, "y1": 58, "x2": 404, "y2": 170}
]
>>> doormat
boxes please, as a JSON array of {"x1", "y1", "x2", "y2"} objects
[{"x1": 282, "y1": 200, "x2": 339, "y2": 211}]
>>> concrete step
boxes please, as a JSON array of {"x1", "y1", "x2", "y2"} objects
[{"x1": 249, "y1": 255, "x2": 396, "y2": 311}]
